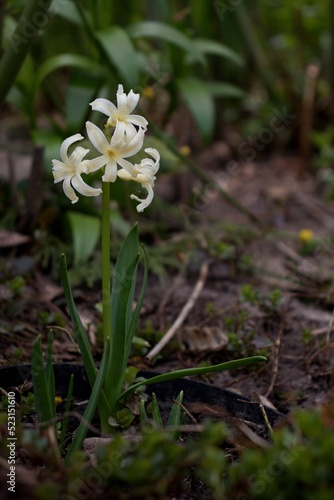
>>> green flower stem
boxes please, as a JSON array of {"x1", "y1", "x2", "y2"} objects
[{"x1": 102, "y1": 181, "x2": 111, "y2": 344}]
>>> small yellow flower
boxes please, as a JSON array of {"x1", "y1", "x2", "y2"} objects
[
  {"x1": 142, "y1": 86, "x2": 155, "y2": 99},
  {"x1": 55, "y1": 396, "x2": 63, "y2": 406},
  {"x1": 179, "y1": 145, "x2": 191, "y2": 157},
  {"x1": 298, "y1": 229, "x2": 314, "y2": 243}
]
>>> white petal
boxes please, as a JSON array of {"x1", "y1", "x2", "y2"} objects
[
  {"x1": 85, "y1": 155, "x2": 107, "y2": 173},
  {"x1": 125, "y1": 114, "x2": 148, "y2": 130},
  {"x1": 86, "y1": 121, "x2": 109, "y2": 154},
  {"x1": 71, "y1": 174, "x2": 102, "y2": 198},
  {"x1": 102, "y1": 160, "x2": 118, "y2": 182},
  {"x1": 120, "y1": 128, "x2": 145, "y2": 158},
  {"x1": 112, "y1": 120, "x2": 127, "y2": 147},
  {"x1": 116, "y1": 157, "x2": 136, "y2": 175},
  {"x1": 125, "y1": 89, "x2": 140, "y2": 113},
  {"x1": 90, "y1": 98, "x2": 117, "y2": 117},
  {"x1": 116, "y1": 85, "x2": 127, "y2": 113},
  {"x1": 69, "y1": 146, "x2": 90, "y2": 167},
  {"x1": 63, "y1": 176, "x2": 79, "y2": 204},
  {"x1": 117, "y1": 169, "x2": 133, "y2": 181},
  {"x1": 60, "y1": 134, "x2": 84, "y2": 163},
  {"x1": 130, "y1": 184, "x2": 154, "y2": 212}
]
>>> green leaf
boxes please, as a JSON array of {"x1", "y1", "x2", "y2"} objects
[
  {"x1": 45, "y1": 331, "x2": 55, "y2": 417},
  {"x1": 65, "y1": 71, "x2": 100, "y2": 132},
  {"x1": 31, "y1": 335, "x2": 55, "y2": 430},
  {"x1": 49, "y1": 1, "x2": 84, "y2": 25},
  {"x1": 59, "y1": 253, "x2": 111, "y2": 423},
  {"x1": 127, "y1": 21, "x2": 203, "y2": 62},
  {"x1": 125, "y1": 245, "x2": 148, "y2": 360},
  {"x1": 206, "y1": 81, "x2": 246, "y2": 99},
  {"x1": 151, "y1": 393, "x2": 163, "y2": 428},
  {"x1": 36, "y1": 54, "x2": 106, "y2": 89},
  {"x1": 65, "y1": 341, "x2": 110, "y2": 463},
  {"x1": 59, "y1": 373, "x2": 74, "y2": 449},
  {"x1": 96, "y1": 26, "x2": 139, "y2": 87},
  {"x1": 119, "y1": 356, "x2": 267, "y2": 403},
  {"x1": 105, "y1": 224, "x2": 141, "y2": 407},
  {"x1": 177, "y1": 77, "x2": 215, "y2": 142},
  {"x1": 139, "y1": 399, "x2": 148, "y2": 427},
  {"x1": 167, "y1": 390, "x2": 184, "y2": 427},
  {"x1": 192, "y1": 38, "x2": 244, "y2": 67},
  {"x1": 66, "y1": 212, "x2": 101, "y2": 266}
]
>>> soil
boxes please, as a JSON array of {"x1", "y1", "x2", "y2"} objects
[
  {"x1": 2, "y1": 136, "x2": 334, "y2": 499},
  {"x1": 1, "y1": 148, "x2": 334, "y2": 417}
]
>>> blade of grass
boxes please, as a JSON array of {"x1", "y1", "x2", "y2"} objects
[
  {"x1": 45, "y1": 331, "x2": 55, "y2": 418},
  {"x1": 151, "y1": 393, "x2": 162, "y2": 428},
  {"x1": 167, "y1": 391, "x2": 184, "y2": 427},
  {"x1": 31, "y1": 335, "x2": 56, "y2": 430},
  {"x1": 59, "y1": 373, "x2": 74, "y2": 449},
  {"x1": 118, "y1": 356, "x2": 267, "y2": 403},
  {"x1": 139, "y1": 399, "x2": 149, "y2": 428}
]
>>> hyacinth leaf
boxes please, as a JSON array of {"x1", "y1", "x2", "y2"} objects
[
  {"x1": 31, "y1": 335, "x2": 56, "y2": 431},
  {"x1": 192, "y1": 38, "x2": 244, "y2": 67},
  {"x1": 65, "y1": 341, "x2": 110, "y2": 464},
  {"x1": 36, "y1": 54, "x2": 106, "y2": 90},
  {"x1": 96, "y1": 26, "x2": 139, "y2": 87},
  {"x1": 118, "y1": 356, "x2": 267, "y2": 403},
  {"x1": 106, "y1": 224, "x2": 141, "y2": 407},
  {"x1": 66, "y1": 212, "x2": 101, "y2": 266},
  {"x1": 205, "y1": 81, "x2": 247, "y2": 99},
  {"x1": 177, "y1": 77, "x2": 215, "y2": 142},
  {"x1": 59, "y1": 253, "x2": 111, "y2": 425},
  {"x1": 139, "y1": 399, "x2": 149, "y2": 427},
  {"x1": 49, "y1": 1, "x2": 83, "y2": 24},
  {"x1": 127, "y1": 21, "x2": 204, "y2": 63}
]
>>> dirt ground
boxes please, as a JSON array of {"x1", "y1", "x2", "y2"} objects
[{"x1": 1, "y1": 147, "x2": 334, "y2": 417}]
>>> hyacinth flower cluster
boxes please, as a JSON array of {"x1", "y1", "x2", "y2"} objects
[{"x1": 52, "y1": 84, "x2": 160, "y2": 212}]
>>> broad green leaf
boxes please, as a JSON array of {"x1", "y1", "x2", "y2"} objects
[
  {"x1": 119, "y1": 356, "x2": 267, "y2": 403},
  {"x1": 125, "y1": 245, "x2": 148, "y2": 359},
  {"x1": 31, "y1": 335, "x2": 55, "y2": 430},
  {"x1": 107, "y1": 254, "x2": 139, "y2": 409},
  {"x1": 177, "y1": 77, "x2": 215, "y2": 142},
  {"x1": 96, "y1": 26, "x2": 139, "y2": 87},
  {"x1": 206, "y1": 81, "x2": 246, "y2": 99},
  {"x1": 49, "y1": 1, "x2": 84, "y2": 25},
  {"x1": 192, "y1": 39, "x2": 244, "y2": 67},
  {"x1": 127, "y1": 21, "x2": 203, "y2": 62},
  {"x1": 105, "y1": 224, "x2": 140, "y2": 406},
  {"x1": 65, "y1": 73, "x2": 100, "y2": 132},
  {"x1": 59, "y1": 253, "x2": 111, "y2": 423},
  {"x1": 65, "y1": 341, "x2": 110, "y2": 463},
  {"x1": 36, "y1": 55, "x2": 106, "y2": 89},
  {"x1": 66, "y1": 212, "x2": 101, "y2": 266}
]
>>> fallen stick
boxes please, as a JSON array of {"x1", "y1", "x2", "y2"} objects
[{"x1": 146, "y1": 260, "x2": 209, "y2": 360}]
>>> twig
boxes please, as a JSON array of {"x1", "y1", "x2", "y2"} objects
[
  {"x1": 265, "y1": 322, "x2": 284, "y2": 398},
  {"x1": 146, "y1": 260, "x2": 209, "y2": 360}
]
